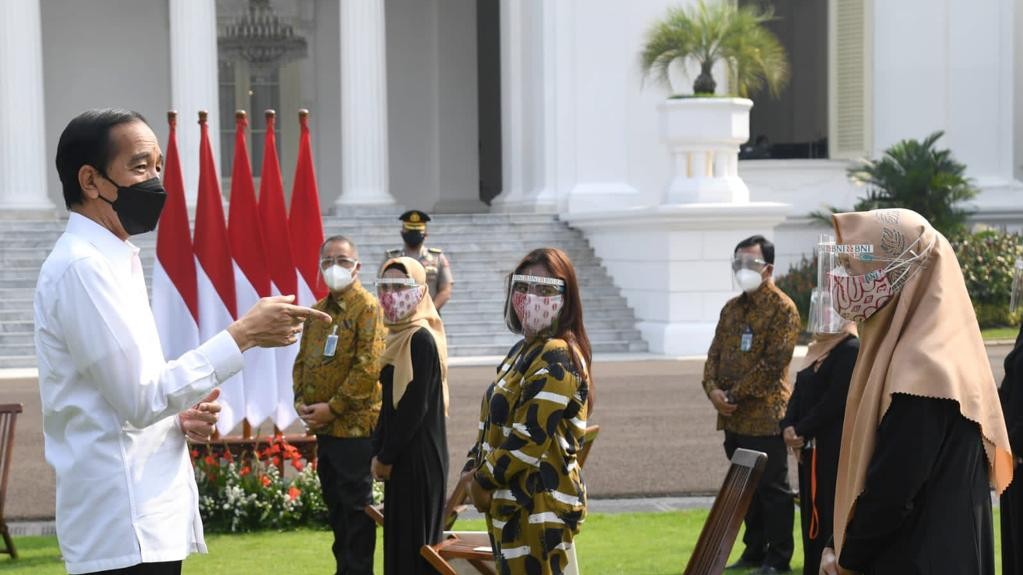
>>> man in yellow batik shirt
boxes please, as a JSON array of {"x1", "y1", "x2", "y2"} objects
[
  {"x1": 294, "y1": 235, "x2": 385, "y2": 575},
  {"x1": 702, "y1": 235, "x2": 802, "y2": 575}
]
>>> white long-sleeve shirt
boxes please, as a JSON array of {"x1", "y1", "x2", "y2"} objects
[{"x1": 34, "y1": 213, "x2": 244, "y2": 574}]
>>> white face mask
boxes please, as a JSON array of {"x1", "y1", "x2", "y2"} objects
[
  {"x1": 735, "y1": 269, "x2": 764, "y2": 293},
  {"x1": 323, "y1": 265, "x2": 354, "y2": 292}
]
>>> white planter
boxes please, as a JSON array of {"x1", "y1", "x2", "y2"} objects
[
  {"x1": 659, "y1": 97, "x2": 753, "y2": 204},
  {"x1": 564, "y1": 201, "x2": 791, "y2": 356}
]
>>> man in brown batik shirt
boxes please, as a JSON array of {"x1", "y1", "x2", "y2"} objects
[
  {"x1": 294, "y1": 235, "x2": 385, "y2": 575},
  {"x1": 702, "y1": 234, "x2": 801, "y2": 575}
]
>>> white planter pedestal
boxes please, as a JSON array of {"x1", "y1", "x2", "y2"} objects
[
  {"x1": 660, "y1": 98, "x2": 753, "y2": 205},
  {"x1": 563, "y1": 202, "x2": 790, "y2": 356}
]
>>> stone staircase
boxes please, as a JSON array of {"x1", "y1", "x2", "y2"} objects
[{"x1": 0, "y1": 213, "x2": 647, "y2": 368}]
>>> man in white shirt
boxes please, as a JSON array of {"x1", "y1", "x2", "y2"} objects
[{"x1": 35, "y1": 108, "x2": 331, "y2": 575}]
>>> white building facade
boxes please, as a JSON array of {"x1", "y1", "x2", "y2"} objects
[{"x1": 2, "y1": 0, "x2": 1021, "y2": 355}]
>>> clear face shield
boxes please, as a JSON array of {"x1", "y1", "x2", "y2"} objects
[
  {"x1": 1011, "y1": 256, "x2": 1023, "y2": 314},
  {"x1": 816, "y1": 232, "x2": 935, "y2": 325},
  {"x1": 809, "y1": 234, "x2": 850, "y2": 334},
  {"x1": 375, "y1": 277, "x2": 424, "y2": 323},
  {"x1": 504, "y1": 274, "x2": 566, "y2": 335},
  {"x1": 731, "y1": 254, "x2": 768, "y2": 293}
]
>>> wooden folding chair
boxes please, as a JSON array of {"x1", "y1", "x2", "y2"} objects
[
  {"x1": 0, "y1": 403, "x2": 23, "y2": 560},
  {"x1": 420, "y1": 424, "x2": 600, "y2": 575},
  {"x1": 682, "y1": 447, "x2": 768, "y2": 575},
  {"x1": 363, "y1": 470, "x2": 468, "y2": 529}
]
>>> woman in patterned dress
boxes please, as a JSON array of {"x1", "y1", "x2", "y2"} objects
[{"x1": 464, "y1": 248, "x2": 594, "y2": 575}]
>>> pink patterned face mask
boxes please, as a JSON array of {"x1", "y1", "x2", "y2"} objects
[
  {"x1": 512, "y1": 292, "x2": 564, "y2": 336},
  {"x1": 828, "y1": 267, "x2": 894, "y2": 322},
  {"x1": 379, "y1": 287, "x2": 423, "y2": 323}
]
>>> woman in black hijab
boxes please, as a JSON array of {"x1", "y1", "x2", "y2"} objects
[{"x1": 1000, "y1": 320, "x2": 1023, "y2": 575}]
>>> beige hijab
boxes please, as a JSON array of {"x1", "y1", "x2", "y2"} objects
[
  {"x1": 379, "y1": 257, "x2": 449, "y2": 414},
  {"x1": 831, "y1": 209, "x2": 1013, "y2": 562},
  {"x1": 799, "y1": 322, "x2": 858, "y2": 372}
]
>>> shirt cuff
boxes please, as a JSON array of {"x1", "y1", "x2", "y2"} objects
[{"x1": 198, "y1": 330, "x2": 245, "y2": 383}]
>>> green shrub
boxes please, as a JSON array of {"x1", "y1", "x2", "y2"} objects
[
  {"x1": 951, "y1": 229, "x2": 1023, "y2": 328},
  {"x1": 811, "y1": 131, "x2": 978, "y2": 239},
  {"x1": 776, "y1": 255, "x2": 816, "y2": 330}
]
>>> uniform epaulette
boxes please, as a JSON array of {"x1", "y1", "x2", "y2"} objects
[
  {"x1": 427, "y1": 247, "x2": 443, "y2": 254},
  {"x1": 386, "y1": 248, "x2": 402, "y2": 257}
]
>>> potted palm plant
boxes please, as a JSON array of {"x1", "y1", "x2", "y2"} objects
[{"x1": 641, "y1": 0, "x2": 789, "y2": 203}]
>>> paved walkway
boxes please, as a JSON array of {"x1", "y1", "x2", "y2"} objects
[{"x1": 3, "y1": 344, "x2": 1014, "y2": 525}]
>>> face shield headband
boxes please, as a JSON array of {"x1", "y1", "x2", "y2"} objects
[
  {"x1": 504, "y1": 274, "x2": 566, "y2": 336},
  {"x1": 824, "y1": 233, "x2": 936, "y2": 323}
]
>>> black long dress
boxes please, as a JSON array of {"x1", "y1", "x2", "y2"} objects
[
  {"x1": 1000, "y1": 324, "x2": 1023, "y2": 575},
  {"x1": 373, "y1": 328, "x2": 449, "y2": 575},
  {"x1": 780, "y1": 335, "x2": 858, "y2": 575},
  {"x1": 839, "y1": 393, "x2": 995, "y2": 575}
]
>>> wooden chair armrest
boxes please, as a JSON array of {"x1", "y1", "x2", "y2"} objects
[{"x1": 364, "y1": 504, "x2": 384, "y2": 527}]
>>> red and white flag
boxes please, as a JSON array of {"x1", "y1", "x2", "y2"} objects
[
  {"x1": 258, "y1": 110, "x2": 301, "y2": 429},
  {"x1": 289, "y1": 109, "x2": 327, "y2": 305},
  {"x1": 194, "y1": 111, "x2": 245, "y2": 435},
  {"x1": 152, "y1": 111, "x2": 199, "y2": 361},
  {"x1": 227, "y1": 111, "x2": 278, "y2": 429}
]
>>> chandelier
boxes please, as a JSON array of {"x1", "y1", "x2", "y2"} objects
[{"x1": 219, "y1": 0, "x2": 307, "y2": 73}]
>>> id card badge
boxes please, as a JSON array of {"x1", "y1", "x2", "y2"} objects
[
  {"x1": 740, "y1": 325, "x2": 753, "y2": 352},
  {"x1": 323, "y1": 325, "x2": 339, "y2": 357}
]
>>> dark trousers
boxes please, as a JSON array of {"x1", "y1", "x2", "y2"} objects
[
  {"x1": 317, "y1": 435, "x2": 377, "y2": 575},
  {"x1": 86, "y1": 561, "x2": 181, "y2": 575},
  {"x1": 724, "y1": 431, "x2": 794, "y2": 570}
]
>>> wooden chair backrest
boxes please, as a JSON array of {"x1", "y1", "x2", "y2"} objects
[
  {"x1": 0, "y1": 404, "x2": 22, "y2": 524},
  {"x1": 577, "y1": 424, "x2": 599, "y2": 468},
  {"x1": 442, "y1": 475, "x2": 470, "y2": 530},
  {"x1": 682, "y1": 448, "x2": 768, "y2": 575}
]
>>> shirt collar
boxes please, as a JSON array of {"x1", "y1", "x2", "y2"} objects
[
  {"x1": 65, "y1": 212, "x2": 139, "y2": 279},
  {"x1": 742, "y1": 279, "x2": 775, "y2": 304},
  {"x1": 329, "y1": 280, "x2": 364, "y2": 311}
]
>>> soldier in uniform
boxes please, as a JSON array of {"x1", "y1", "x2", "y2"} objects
[{"x1": 384, "y1": 210, "x2": 454, "y2": 311}]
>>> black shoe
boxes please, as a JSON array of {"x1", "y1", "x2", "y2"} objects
[{"x1": 724, "y1": 558, "x2": 763, "y2": 570}]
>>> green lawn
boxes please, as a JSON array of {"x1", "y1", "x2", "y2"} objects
[
  {"x1": 2, "y1": 509, "x2": 1002, "y2": 574},
  {"x1": 983, "y1": 326, "x2": 1020, "y2": 341}
]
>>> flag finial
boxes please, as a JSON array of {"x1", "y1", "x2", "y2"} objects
[
  {"x1": 167, "y1": 110, "x2": 178, "y2": 128},
  {"x1": 198, "y1": 110, "x2": 208, "y2": 124}
]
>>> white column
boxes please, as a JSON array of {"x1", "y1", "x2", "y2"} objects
[
  {"x1": 169, "y1": 0, "x2": 220, "y2": 206},
  {"x1": 0, "y1": 0, "x2": 56, "y2": 213},
  {"x1": 336, "y1": 0, "x2": 396, "y2": 209},
  {"x1": 491, "y1": 0, "x2": 559, "y2": 213}
]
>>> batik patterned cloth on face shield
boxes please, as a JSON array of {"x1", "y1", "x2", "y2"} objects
[
  {"x1": 512, "y1": 291, "x2": 563, "y2": 335},
  {"x1": 380, "y1": 284, "x2": 423, "y2": 323}
]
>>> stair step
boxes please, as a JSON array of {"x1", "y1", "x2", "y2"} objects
[
  {"x1": 0, "y1": 355, "x2": 39, "y2": 368},
  {"x1": 0, "y1": 212, "x2": 647, "y2": 364}
]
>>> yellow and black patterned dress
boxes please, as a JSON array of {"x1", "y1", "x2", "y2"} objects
[{"x1": 466, "y1": 337, "x2": 589, "y2": 575}]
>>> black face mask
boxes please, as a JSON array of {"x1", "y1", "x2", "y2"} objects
[
  {"x1": 401, "y1": 230, "x2": 425, "y2": 247},
  {"x1": 97, "y1": 175, "x2": 167, "y2": 235}
]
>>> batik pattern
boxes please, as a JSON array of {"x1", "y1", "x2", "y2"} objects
[{"x1": 466, "y1": 338, "x2": 589, "y2": 575}]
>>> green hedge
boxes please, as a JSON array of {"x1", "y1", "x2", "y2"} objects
[
  {"x1": 776, "y1": 255, "x2": 815, "y2": 331},
  {"x1": 776, "y1": 229, "x2": 1022, "y2": 330},
  {"x1": 953, "y1": 229, "x2": 1023, "y2": 327}
]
